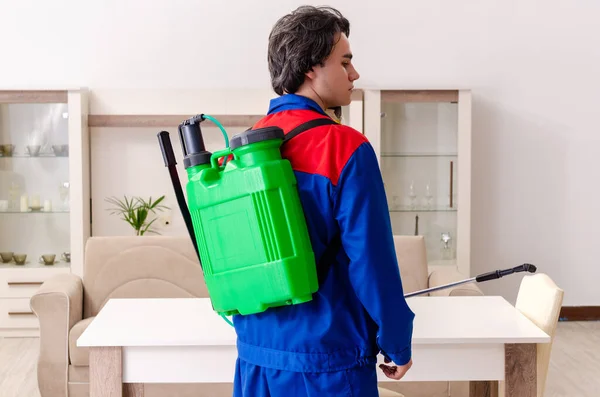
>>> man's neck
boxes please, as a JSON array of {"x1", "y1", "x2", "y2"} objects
[{"x1": 293, "y1": 87, "x2": 327, "y2": 111}]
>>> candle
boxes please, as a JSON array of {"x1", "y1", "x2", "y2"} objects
[
  {"x1": 20, "y1": 195, "x2": 28, "y2": 212},
  {"x1": 44, "y1": 199, "x2": 52, "y2": 212},
  {"x1": 31, "y1": 194, "x2": 40, "y2": 208}
]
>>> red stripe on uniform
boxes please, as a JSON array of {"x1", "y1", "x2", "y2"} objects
[{"x1": 253, "y1": 110, "x2": 368, "y2": 186}]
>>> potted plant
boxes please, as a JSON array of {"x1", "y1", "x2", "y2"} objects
[{"x1": 105, "y1": 195, "x2": 169, "y2": 236}]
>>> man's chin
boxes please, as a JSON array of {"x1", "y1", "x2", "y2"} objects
[
  {"x1": 338, "y1": 97, "x2": 352, "y2": 107},
  {"x1": 326, "y1": 94, "x2": 353, "y2": 109}
]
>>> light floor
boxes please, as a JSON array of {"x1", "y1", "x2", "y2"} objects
[{"x1": 0, "y1": 321, "x2": 598, "y2": 397}]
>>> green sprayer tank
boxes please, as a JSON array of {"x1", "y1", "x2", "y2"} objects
[{"x1": 158, "y1": 114, "x2": 318, "y2": 317}]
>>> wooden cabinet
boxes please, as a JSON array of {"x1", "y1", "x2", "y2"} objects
[{"x1": 0, "y1": 89, "x2": 90, "y2": 336}]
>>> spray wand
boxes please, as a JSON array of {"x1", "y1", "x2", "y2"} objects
[{"x1": 404, "y1": 263, "x2": 537, "y2": 298}]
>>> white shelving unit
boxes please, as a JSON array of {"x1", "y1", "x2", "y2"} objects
[
  {"x1": 0, "y1": 89, "x2": 90, "y2": 337},
  {"x1": 363, "y1": 89, "x2": 472, "y2": 276}
]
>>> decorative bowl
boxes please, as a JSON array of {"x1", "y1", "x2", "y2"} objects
[
  {"x1": 0, "y1": 252, "x2": 14, "y2": 263},
  {"x1": 0, "y1": 144, "x2": 15, "y2": 157},
  {"x1": 52, "y1": 145, "x2": 69, "y2": 157},
  {"x1": 26, "y1": 145, "x2": 41, "y2": 157},
  {"x1": 13, "y1": 254, "x2": 27, "y2": 265}
]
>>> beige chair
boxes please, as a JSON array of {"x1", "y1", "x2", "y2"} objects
[
  {"x1": 30, "y1": 236, "x2": 232, "y2": 397},
  {"x1": 498, "y1": 273, "x2": 564, "y2": 397},
  {"x1": 376, "y1": 235, "x2": 483, "y2": 397},
  {"x1": 393, "y1": 236, "x2": 483, "y2": 298}
]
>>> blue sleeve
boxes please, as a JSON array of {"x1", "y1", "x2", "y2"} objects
[{"x1": 333, "y1": 142, "x2": 415, "y2": 365}]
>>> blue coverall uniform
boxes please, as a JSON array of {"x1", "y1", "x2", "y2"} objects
[{"x1": 232, "y1": 94, "x2": 415, "y2": 396}]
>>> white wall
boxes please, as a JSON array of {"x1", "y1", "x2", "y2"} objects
[{"x1": 1, "y1": 0, "x2": 598, "y2": 306}]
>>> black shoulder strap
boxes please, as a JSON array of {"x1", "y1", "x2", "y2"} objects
[
  {"x1": 279, "y1": 117, "x2": 342, "y2": 284},
  {"x1": 282, "y1": 118, "x2": 338, "y2": 145}
]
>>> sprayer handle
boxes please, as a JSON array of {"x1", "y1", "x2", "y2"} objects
[
  {"x1": 475, "y1": 263, "x2": 537, "y2": 283},
  {"x1": 158, "y1": 131, "x2": 177, "y2": 167},
  {"x1": 210, "y1": 148, "x2": 234, "y2": 169}
]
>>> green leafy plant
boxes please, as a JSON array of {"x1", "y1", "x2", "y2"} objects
[{"x1": 105, "y1": 195, "x2": 169, "y2": 236}]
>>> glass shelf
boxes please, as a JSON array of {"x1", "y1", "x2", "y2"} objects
[
  {"x1": 0, "y1": 210, "x2": 70, "y2": 214},
  {"x1": 0, "y1": 154, "x2": 68, "y2": 158},
  {"x1": 390, "y1": 207, "x2": 457, "y2": 213},
  {"x1": 381, "y1": 153, "x2": 457, "y2": 158},
  {"x1": 0, "y1": 261, "x2": 70, "y2": 269}
]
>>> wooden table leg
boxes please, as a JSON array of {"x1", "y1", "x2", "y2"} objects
[
  {"x1": 90, "y1": 347, "x2": 123, "y2": 397},
  {"x1": 470, "y1": 381, "x2": 498, "y2": 397},
  {"x1": 124, "y1": 383, "x2": 144, "y2": 397},
  {"x1": 505, "y1": 343, "x2": 537, "y2": 397}
]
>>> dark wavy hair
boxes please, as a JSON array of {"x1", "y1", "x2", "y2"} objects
[{"x1": 268, "y1": 6, "x2": 350, "y2": 95}]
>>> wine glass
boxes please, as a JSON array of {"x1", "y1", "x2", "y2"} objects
[
  {"x1": 58, "y1": 181, "x2": 70, "y2": 211},
  {"x1": 408, "y1": 181, "x2": 417, "y2": 210},
  {"x1": 424, "y1": 182, "x2": 434, "y2": 209}
]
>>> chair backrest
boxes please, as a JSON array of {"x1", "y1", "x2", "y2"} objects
[
  {"x1": 82, "y1": 236, "x2": 208, "y2": 318},
  {"x1": 393, "y1": 235, "x2": 429, "y2": 294},
  {"x1": 515, "y1": 273, "x2": 564, "y2": 397}
]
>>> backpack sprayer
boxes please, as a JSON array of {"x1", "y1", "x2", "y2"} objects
[
  {"x1": 157, "y1": 114, "x2": 334, "y2": 319},
  {"x1": 157, "y1": 114, "x2": 538, "y2": 320}
]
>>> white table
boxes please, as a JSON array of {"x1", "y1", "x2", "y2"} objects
[{"x1": 78, "y1": 296, "x2": 549, "y2": 397}]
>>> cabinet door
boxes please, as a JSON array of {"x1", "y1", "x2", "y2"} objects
[
  {"x1": 363, "y1": 90, "x2": 472, "y2": 276},
  {"x1": 0, "y1": 90, "x2": 90, "y2": 280}
]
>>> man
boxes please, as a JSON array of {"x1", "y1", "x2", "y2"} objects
[{"x1": 232, "y1": 6, "x2": 415, "y2": 396}]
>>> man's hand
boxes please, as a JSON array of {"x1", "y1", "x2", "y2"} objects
[{"x1": 379, "y1": 357, "x2": 412, "y2": 380}]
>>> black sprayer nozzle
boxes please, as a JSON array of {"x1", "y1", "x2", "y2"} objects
[
  {"x1": 178, "y1": 115, "x2": 212, "y2": 169},
  {"x1": 523, "y1": 263, "x2": 537, "y2": 273},
  {"x1": 180, "y1": 122, "x2": 206, "y2": 155},
  {"x1": 475, "y1": 263, "x2": 537, "y2": 282},
  {"x1": 156, "y1": 130, "x2": 201, "y2": 268}
]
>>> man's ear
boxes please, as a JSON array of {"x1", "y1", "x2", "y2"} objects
[{"x1": 305, "y1": 67, "x2": 317, "y2": 81}]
